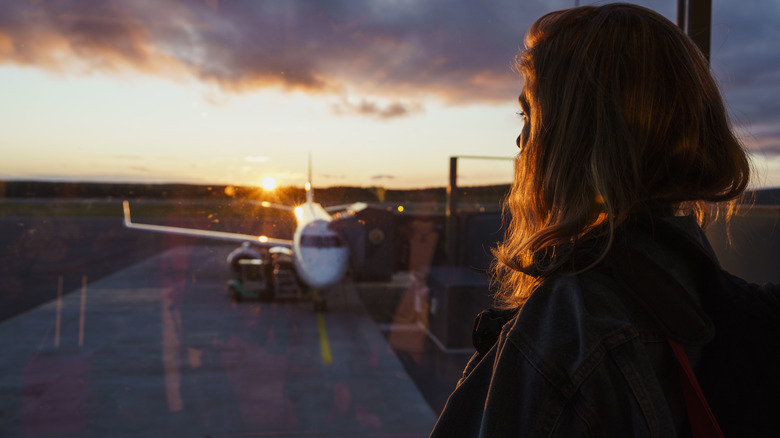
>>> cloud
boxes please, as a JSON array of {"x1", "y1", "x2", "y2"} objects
[
  {"x1": 330, "y1": 97, "x2": 422, "y2": 119},
  {"x1": 754, "y1": 146, "x2": 780, "y2": 157},
  {"x1": 0, "y1": 0, "x2": 532, "y2": 104},
  {"x1": 0, "y1": 3, "x2": 187, "y2": 76},
  {"x1": 709, "y1": 0, "x2": 780, "y2": 153},
  {"x1": 371, "y1": 174, "x2": 395, "y2": 180},
  {"x1": 0, "y1": 0, "x2": 777, "y2": 138},
  {"x1": 735, "y1": 122, "x2": 780, "y2": 157}
]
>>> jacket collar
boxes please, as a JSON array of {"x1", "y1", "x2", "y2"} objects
[
  {"x1": 520, "y1": 213, "x2": 718, "y2": 345},
  {"x1": 605, "y1": 216, "x2": 716, "y2": 344}
]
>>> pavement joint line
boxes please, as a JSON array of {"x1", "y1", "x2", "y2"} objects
[
  {"x1": 418, "y1": 321, "x2": 475, "y2": 355},
  {"x1": 54, "y1": 276, "x2": 63, "y2": 348},
  {"x1": 79, "y1": 275, "x2": 87, "y2": 347},
  {"x1": 377, "y1": 322, "x2": 476, "y2": 355},
  {"x1": 377, "y1": 323, "x2": 422, "y2": 332}
]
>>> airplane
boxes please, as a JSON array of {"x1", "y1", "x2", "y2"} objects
[{"x1": 122, "y1": 161, "x2": 367, "y2": 310}]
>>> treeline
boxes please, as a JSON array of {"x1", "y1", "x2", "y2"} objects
[
  {"x1": 0, "y1": 180, "x2": 283, "y2": 200},
  {"x1": 0, "y1": 180, "x2": 511, "y2": 205}
]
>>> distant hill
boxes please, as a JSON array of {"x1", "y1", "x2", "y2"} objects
[
  {"x1": 0, "y1": 180, "x2": 510, "y2": 206},
  {"x1": 747, "y1": 188, "x2": 780, "y2": 205}
]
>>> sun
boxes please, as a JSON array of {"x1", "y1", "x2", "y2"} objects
[{"x1": 261, "y1": 177, "x2": 277, "y2": 191}]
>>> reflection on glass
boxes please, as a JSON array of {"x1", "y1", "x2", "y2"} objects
[{"x1": 1, "y1": 1, "x2": 773, "y2": 437}]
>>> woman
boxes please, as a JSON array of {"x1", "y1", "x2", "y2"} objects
[{"x1": 431, "y1": 4, "x2": 751, "y2": 437}]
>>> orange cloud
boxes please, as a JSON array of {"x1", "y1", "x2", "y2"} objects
[
  {"x1": 0, "y1": 0, "x2": 528, "y2": 109},
  {"x1": 3, "y1": 0, "x2": 775, "y2": 134},
  {"x1": 330, "y1": 97, "x2": 423, "y2": 119}
]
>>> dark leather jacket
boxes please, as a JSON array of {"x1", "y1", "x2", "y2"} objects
[{"x1": 431, "y1": 216, "x2": 718, "y2": 437}]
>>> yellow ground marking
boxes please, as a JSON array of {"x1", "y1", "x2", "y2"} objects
[{"x1": 316, "y1": 312, "x2": 333, "y2": 365}]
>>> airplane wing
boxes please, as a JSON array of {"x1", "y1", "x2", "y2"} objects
[
  {"x1": 257, "y1": 201, "x2": 295, "y2": 212},
  {"x1": 324, "y1": 202, "x2": 368, "y2": 213},
  {"x1": 122, "y1": 201, "x2": 293, "y2": 248}
]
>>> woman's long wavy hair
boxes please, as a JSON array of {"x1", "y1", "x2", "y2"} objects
[{"x1": 492, "y1": 4, "x2": 751, "y2": 309}]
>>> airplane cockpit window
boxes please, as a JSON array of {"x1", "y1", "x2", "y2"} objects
[
  {"x1": 1, "y1": 1, "x2": 777, "y2": 437},
  {"x1": 300, "y1": 234, "x2": 344, "y2": 248}
]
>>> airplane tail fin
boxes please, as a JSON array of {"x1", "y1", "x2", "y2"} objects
[
  {"x1": 306, "y1": 153, "x2": 314, "y2": 204},
  {"x1": 122, "y1": 200, "x2": 133, "y2": 227}
]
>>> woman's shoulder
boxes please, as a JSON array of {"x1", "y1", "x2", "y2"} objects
[
  {"x1": 507, "y1": 271, "x2": 642, "y2": 351},
  {"x1": 498, "y1": 272, "x2": 642, "y2": 387}
]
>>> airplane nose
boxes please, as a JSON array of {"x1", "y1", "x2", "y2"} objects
[
  {"x1": 297, "y1": 248, "x2": 348, "y2": 289},
  {"x1": 309, "y1": 268, "x2": 342, "y2": 289}
]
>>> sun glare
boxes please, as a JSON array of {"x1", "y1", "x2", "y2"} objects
[{"x1": 261, "y1": 177, "x2": 277, "y2": 191}]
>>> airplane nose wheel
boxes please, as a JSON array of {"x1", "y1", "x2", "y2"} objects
[{"x1": 312, "y1": 289, "x2": 327, "y2": 312}]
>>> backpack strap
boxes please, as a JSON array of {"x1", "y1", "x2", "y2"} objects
[{"x1": 667, "y1": 338, "x2": 724, "y2": 438}]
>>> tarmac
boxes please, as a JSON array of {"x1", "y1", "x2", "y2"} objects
[
  {"x1": 5, "y1": 202, "x2": 780, "y2": 437},
  {"x1": 0, "y1": 244, "x2": 440, "y2": 438}
]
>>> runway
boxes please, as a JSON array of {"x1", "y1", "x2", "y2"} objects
[{"x1": 0, "y1": 244, "x2": 437, "y2": 437}]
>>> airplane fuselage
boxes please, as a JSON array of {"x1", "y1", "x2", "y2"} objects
[{"x1": 293, "y1": 202, "x2": 349, "y2": 289}]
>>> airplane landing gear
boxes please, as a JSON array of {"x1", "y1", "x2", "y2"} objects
[{"x1": 312, "y1": 289, "x2": 327, "y2": 312}]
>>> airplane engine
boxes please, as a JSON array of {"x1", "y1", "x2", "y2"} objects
[{"x1": 226, "y1": 242, "x2": 263, "y2": 274}]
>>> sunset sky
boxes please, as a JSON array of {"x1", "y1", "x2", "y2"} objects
[{"x1": 1, "y1": 0, "x2": 778, "y2": 189}]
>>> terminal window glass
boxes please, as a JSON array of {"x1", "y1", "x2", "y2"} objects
[{"x1": 1, "y1": 1, "x2": 777, "y2": 437}]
